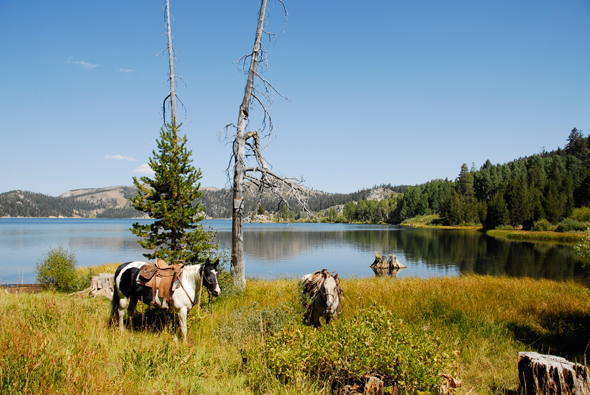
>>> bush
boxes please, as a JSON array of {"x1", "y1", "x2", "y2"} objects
[
  {"x1": 215, "y1": 303, "x2": 295, "y2": 346},
  {"x1": 245, "y1": 305, "x2": 455, "y2": 394},
  {"x1": 556, "y1": 218, "x2": 589, "y2": 233},
  {"x1": 495, "y1": 225, "x2": 514, "y2": 230},
  {"x1": 35, "y1": 246, "x2": 79, "y2": 292},
  {"x1": 575, "y1": 234, "x2": 590, "y2": 261},
  {"x1": 531, "y1": 219, "x2": 553, "y2": 232},
  {"x1": 570, "y1": 207, "x2": 590, "y2": 223}
]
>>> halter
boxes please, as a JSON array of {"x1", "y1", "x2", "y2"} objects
[
  {"x1": 196, "y1": 264, "x2": 218, "y2": 319},
  {"x1": 317, "y1": 273, "x2": 343, "y2": 315},
  {"x1": 200, "y1": 264, "x2": 219, "y2": 289},
  {"x1": 178, "y1": 264, "x2": 217, "y2": 307}
]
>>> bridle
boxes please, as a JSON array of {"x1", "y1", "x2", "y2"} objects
[
  {"x1": 178, "y1": 264, "x2": 218, "y2": 307},
  {"x1": 319, "y1": 277, "x2": 339, "y2": 305},
  {"x1": 200, "y1": 265, "x2": 219, "y2": 291},
  {"x1": 317, "y1": 274, "x2": 343, "y2": 316}
]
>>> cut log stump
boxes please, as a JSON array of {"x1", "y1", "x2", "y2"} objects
[
  {"x1": 90, "y1": 273, "x2": 114, "y2": 298},
  {"x1": 71, "y1": 273, "x2": 114, "y2": 298},
  {"x1": 518, "y1": 352, "x2": 590, "y2": 395}
]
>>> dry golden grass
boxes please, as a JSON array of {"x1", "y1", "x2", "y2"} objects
[{"x1": 2, "y1": 274, "x2": 589, "y2": 394}]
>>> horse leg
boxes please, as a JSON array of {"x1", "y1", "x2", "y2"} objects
[
  {"x1": 311, "y1": 307, "x2": 321, "y2": 328},
  {"x1": 177, "y1": 307, "x2": 188, "y2": 342},
  {"x1": 118, "y1": 295, "x2": 128, "y2": 332},
  {"x1": 127, "y1": 297, "x2": 138, "y2": 331}
]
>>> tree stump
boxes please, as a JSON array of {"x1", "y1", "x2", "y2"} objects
[
  {"x1": 89, "y1": 273, "x2": 114, "y2": 298},
  {"x1": 518, "y1": 352, "x2": 590, "y2": 395},
  {"x1": 370, "y1": 253, "x2": 407, "y2": 277}
]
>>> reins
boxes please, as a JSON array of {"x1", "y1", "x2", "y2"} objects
[
  {"x1": 177, "y1": 265, "x2": 213, "y2": 319},
  {"x1": 195, "y1": 271, "x2": 210, "y2": 319}
]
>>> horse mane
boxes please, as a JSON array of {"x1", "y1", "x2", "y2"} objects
[{"x1": 182, "y1": 264, "x2": 202, "y2": 285}]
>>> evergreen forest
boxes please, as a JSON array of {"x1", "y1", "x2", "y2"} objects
[{"x1": 344, "y1": 128, "x2": 590, "y2": 229}]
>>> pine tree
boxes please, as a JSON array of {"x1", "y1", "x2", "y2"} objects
[
  {"x1": 130, "y1": 121, "x2": 215, "y2": 264},
  {"x1": 457, "y1": 163, "x2": 474, "y2": 197},
  {"x1": 484, "y1": 192, "x2": 510, "y2": 229}
]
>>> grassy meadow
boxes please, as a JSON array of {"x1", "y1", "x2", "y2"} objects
[{"x1": 2, "y1": 272, "x2": 590, "y2": 394}]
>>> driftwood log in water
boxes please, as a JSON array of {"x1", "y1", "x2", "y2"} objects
[
  {"x1": 370, "y1": 253, "x2": 407, "y2": 276},
  {"x1": 518, "y1": 352, "x2": 590, "y2": 395}
]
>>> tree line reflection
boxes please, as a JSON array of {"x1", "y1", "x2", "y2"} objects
[{"x1": 216, "y1": 227, "x2": 588, "y2": 282}]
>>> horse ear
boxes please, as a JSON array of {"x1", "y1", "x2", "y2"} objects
[
  {"x1": 205, "y1": 257, "x2": 210, "y2": 265},
  {"x1": 333, "y1": 273, "x2": 338, "y2": 280},
  {"x1": 214, "y1": 259, "x2": 220, "y2": 268}
]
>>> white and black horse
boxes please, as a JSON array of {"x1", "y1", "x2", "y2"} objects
[
  {"x1": 110, "y1": 258, "x2": 221, "y2": 341},
  {"x1": 301, "y1": 269, "x2": 343, "y2": 328}
]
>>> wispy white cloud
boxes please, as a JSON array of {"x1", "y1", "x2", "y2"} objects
[
  {"x1": 116, "y1": 68, "x2": 134, "y2": 73},
  {"x1": 67, "y1": 56, "x2": 99, "y2": 68},
  {"x1": 134, "y1": 164, "x2": 154, "y2": 174},
  {"x1": 105, "y1": 154, "x2": 136, "y2": 162}
]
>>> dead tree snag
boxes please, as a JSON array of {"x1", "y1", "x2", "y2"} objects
[{"x1": 220, "y1": 0, "x2": 311, "y2": 289}]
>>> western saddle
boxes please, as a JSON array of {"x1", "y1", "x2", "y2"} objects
[{"x1": 137, "y1": 258, "x2": 184, "y2": 308}]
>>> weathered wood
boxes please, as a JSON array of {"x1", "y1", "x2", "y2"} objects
[
  {"x1": 370, "y1": 253, "x2": 407, "y2": 276},
  {"x1": 518, "y1": 352, "x2": 590, "y2": 395},
  {"x1": 89, "y1": 273, "x2": 114, "y2": 298}
]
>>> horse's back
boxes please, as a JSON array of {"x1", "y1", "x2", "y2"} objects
[
  {"x1": 301, "y1": 273, "x2": 313, "y2": 282},
  {"x1": 114, "y1": 261, "x2": 150, "y2": 300}
]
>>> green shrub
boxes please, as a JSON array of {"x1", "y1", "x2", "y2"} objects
[
  {"x1": 556, "y1": 218, "x2": 589, "y2": 233},
  {"x1": 495, "y1": 224, "x2": 514, "y2": 230},
  {"x1": 570, "y1": 207, "x2": 590, "y2": 223},
  {"x1": 215, "y1": 303, "x2": 296, "y2": 346},
  {"x1": 35, "y1": 246, "x2": 79, "y2": 292},
  {"x1": 531, "y1": 219, "x2": 553, "y2": 232},
  {"x1": 245, "y1": 305, "x2": 455, "y2": 394},
  {"x1": 575, "y1": 234, "x2": 590, "y2": 261}
]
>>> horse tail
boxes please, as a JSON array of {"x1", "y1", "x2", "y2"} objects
[
  {"x1": 110, "y1": 288, "x2": 120, "y2": 325},
  {"x1": 110, "y1": 264, "x2": 125, "y2": 325}
]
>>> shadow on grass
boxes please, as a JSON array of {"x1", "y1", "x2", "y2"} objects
[
  {"x1": 507, "y1": 310, "x2": 590, "y2": 362},
  {"x1": 110, "y1": 305, "x2": 179, "y2": 335}
]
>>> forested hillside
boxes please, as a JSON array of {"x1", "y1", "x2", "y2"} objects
[
  {"x1": 199, "y1": 184, "x2": 407, "y2": 219},
  {"x1": 0, "y1": 191, "x2": 104, "y2": 217},
  {"x1": 0, "y1": 184, "x2": 407, "y2": 219},
  {"x1": 344, "y1": 128, "x2": 590, "y2": 229}
]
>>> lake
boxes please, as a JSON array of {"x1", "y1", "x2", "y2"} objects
[{"x1": 0, "y1": 218, "x2": 587, "y2": 284}]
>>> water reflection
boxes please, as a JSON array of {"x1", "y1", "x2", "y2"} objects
[
  {"x1": 216, "y1": 225, "x2": 589, "y2": 283},
  {"x1": 1, "y1": 219, "x2": 588, "y2": 284}
]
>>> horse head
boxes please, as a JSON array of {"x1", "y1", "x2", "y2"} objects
[
  {"x1": 202, "y1": 258, "x2": 221, "y2": 297},
  {"x1": 321, "y1": 273, "x2": 339, "y2": 312}
]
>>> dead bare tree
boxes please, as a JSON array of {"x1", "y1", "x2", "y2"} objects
[
  {"x1": 221, "y1": 0, "x2": 312, "y2": 289},
  {"x1": 163, "y1": 0, "x2": 179, "y2": 125}
]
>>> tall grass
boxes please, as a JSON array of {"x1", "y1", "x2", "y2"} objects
[
  {"x1": 488, "y1": 229, "x2": 588, "y2": 243},
  {"x1": 2, "y1": 275, "x2": 590, "y2": 394}
]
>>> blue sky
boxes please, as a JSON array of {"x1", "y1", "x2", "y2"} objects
[{"x1": 1, "y1": 0, "x2": 589, "y2": 196}]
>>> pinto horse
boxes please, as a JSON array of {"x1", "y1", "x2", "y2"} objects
[
  {"x1": 110, "y1": 258, "x2": 221, "y2": 341},
  {"x1": 301, "y1": 269, "x2": 342, "y2": 328}
]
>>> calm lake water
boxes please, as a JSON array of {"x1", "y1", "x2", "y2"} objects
[{"x1": 0, "y1": 218, "x2": 588, "y2": 284}]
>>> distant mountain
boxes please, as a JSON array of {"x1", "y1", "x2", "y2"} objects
[{"x1": 0, "y1": 184, "x2": 408, "y2": 219}]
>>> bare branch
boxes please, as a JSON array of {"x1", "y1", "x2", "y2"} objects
[
  {"x1": 255, "y1": 72, "x2": 291, "y2": 102},
  {"x1": 218, "y1": 123, "x2": 237, "y2": 142},
  {"x1": 276, "y1": 0, "x2": 288, "y2": 33}
]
